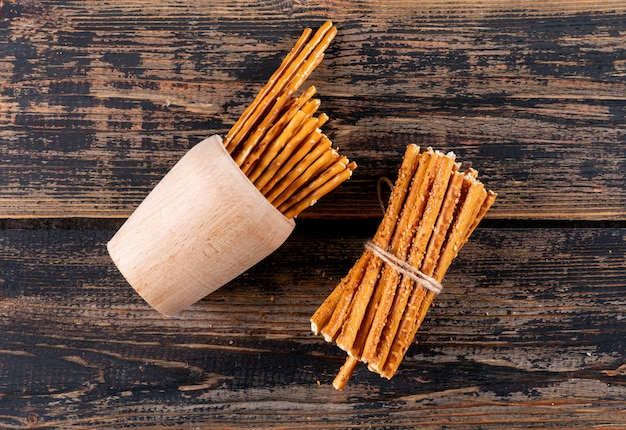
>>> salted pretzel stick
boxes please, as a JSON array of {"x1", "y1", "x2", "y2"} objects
[
  {"x1": 356, "y1": 153, "x2": 455, "y2": 358},
  {"x1": 224, "y1": 28, "x2": 312, "y2": 153},
  {"x1": 368, "y1": 170, "x2": 465, "y2": 374},
  {"x1": 265, "y1": 133, "x2": 330, "y2": 204},
  {"x1": 253, "y1": 116, "x2": 321, "y2": 190},
  {"x1": 278, "y1": 155, "x2": 349, "y2": 213},
  {"x1": 233, "y1": 22, "x2": 336, "y2": 167},
  {"x1": 246, "y1": 109, "x2": 310, "y2": 182},
  {"x1": 380, "y1": 176, "x2": 488, "y2": 378},
  {"x1": 361, "y1": 152, "x2": 457, "y2": 365},
  {"x1": 334, "y1": 150, "x2": 437, "y2": 353},
  {"x1": 333, "y1": 356, "x2": 360, "y2": 390},
  {"x1": 283, "y1": 162, "x2": 355, "y2": 218},
  {"x1": 319, "y1": 145, "x2": 421, "y2": 343}
]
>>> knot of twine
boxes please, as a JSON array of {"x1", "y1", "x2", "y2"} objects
[{"x1": 365, "y1": 241, "x2": 444, "y2": 295}]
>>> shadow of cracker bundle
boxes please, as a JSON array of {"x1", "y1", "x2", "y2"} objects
[
  {"x1": 223, "y1": 21, "x2": 355, "y2": 218},
  {"x1": 311, "y1": 145, "x2": 496, "y2": 389}
]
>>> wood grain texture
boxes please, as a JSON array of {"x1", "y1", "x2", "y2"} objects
[
  {"x1": 0, "y1": 224, "x2": 625, "y2": 428},
  {"x1": 1, "y1": 0, "x2": 626, "y2": 219},
  {"x1": 2, "y1": 1, "x2": 625, "y2": 428}
]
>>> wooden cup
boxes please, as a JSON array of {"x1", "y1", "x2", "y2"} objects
[{"x1": 107, "y1": 135, "x2": 295, "y2": 316}]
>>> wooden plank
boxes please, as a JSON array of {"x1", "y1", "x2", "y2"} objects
[
  {"x1": 1, "y1": 1, "x2": 626, "y2": 220},
  {"x1": 0, "y1": 225, "x2": 624, "y2": 427}
]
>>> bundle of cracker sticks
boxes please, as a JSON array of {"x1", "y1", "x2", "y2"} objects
[
  {"x1": 311, "y1": 146, "x2": 496, "y2": 389},
  {"x1": 223, "y1": 20, "x2": 355, "y2": 219}
]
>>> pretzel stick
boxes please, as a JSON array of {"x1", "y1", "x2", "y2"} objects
[
  {"x1": 233, "y1": 22, "x2": 336, "y2": 167},
  {"x1": 380, "y1": 175, "x2": 488, "y2": 378},
  {"x1": 283, "y1": 162, "x2": 355, "y2": 218},
  {"x1": 368, "y1": 170, "x2": 465, "y2": 373},
  {"x1": 245, "y1": 109, "x2": 310, "y2": 182},
  {"x1": 247, "y1": 98, "x2": 320, "y2": 181},
  {"x1": 319, "y1": 145, "x2": 421, "y2": 343},
  {"x1": 262, "y1": 129, "x2": 324, "y2": 198},
  {"x1": 265, "y1": 133, "x2": 329, "y2": 204},
  {"x1": 253, "y1": 116, "x2": 320, "y2": 190},
  {"x1": 261, "y1": 115, "x2": 327, "y2": 192},
  {"x1": 274, "y1": 148, "x2": 339, "y2": 208},
  {"x1": 222, "y1": 21, "x2": 354, "y2": 218},
  {"x1": 224, "y1": 28, "x2": 312, "y2": 153},
  {"x1": 467, "y1": 190, "x2": 498, "y2": 241},
  {"x1": 354, "y1": 153, "x2": 453, "y2": 360},
  {"x1": 238, "y1": 88, "x2": 318, "y2": 173},
  {"x1": 270, "y1": 143, "x2": 336, "y2": 209},
  {"x1": 240, "y1": 86, "x2": 317, "y2": 173},
  {"x1": 361, "y1": 152, "x2": 457, "y2": 365},
  {"x1": 259, "y1": 113, "x2": 329, "y2": 196},
  {"x1": 334, "y1": 149, "x2": 437, "y2": 353},
  {"x1": 278, "y1": 155, "x2": 348, "y2": 214}
]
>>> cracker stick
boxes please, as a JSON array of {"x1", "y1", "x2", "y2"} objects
[
  {"x1": 334, "y1": 150, "x2": 437, "y2": 353},
  {"x1": 277, "y1": 22, "x2": 336, "y2": 105},
  {"x1": 225, "y1": 28, "x2": 312, "y2": 153},
  {"x1": 381, "y1": 176, "x2": 488, "y2": 379},
  {"x1": 233, "y1": 21, "x2": 335, "y2": 167},
  {"x1": 361, "y1": 152, "x2": 457, "y2": 365},
  {"x1": 253, "y1": 115, "x2": 321, "y2": 190},
  {"x1": 330, "y1": 147, "x2": 424, "y2": 389},
  {"x1": 319, "y1": 145, "x2": 421, "y2": 343},
  {"x1": 237, "y1": 86, "x2": 317, "y2": 171},
  {"x1": 369, "y1": 171, "x2": 464, "y2": 373},
  {"x1": 311, "y1": 253, "x2": 370, "y2": 336},
  {"x1": 273, "y1": 148, "x2": 339, "y2": 209},
  {"x1": 315, "y1": 144, "x2": 495, "y2": 390},
  {"x1": 283, "y1": 162, "x2": 355, "y2": 218},
  {"x1": 245, "y1": 109, "x2": 310, "y2": 181},
  {"x1": 332, "y1": 151, "x2": 447, "y2": 389}
]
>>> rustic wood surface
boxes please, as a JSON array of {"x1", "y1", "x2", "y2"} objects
[{"x1": 1, "y1": 0, "x2": 625, "y2": 428}]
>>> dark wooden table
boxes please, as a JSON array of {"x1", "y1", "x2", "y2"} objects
[{"x1": 2, "y1": 1, "x2": 625, "y2": 428}]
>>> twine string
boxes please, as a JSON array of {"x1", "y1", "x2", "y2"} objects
[
  {"x1": 365, "y1": 241, "x2": 443, "y2": 295},
  {"x1": 376, "y1": 176, "x2": 394, "y2": 216}
]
